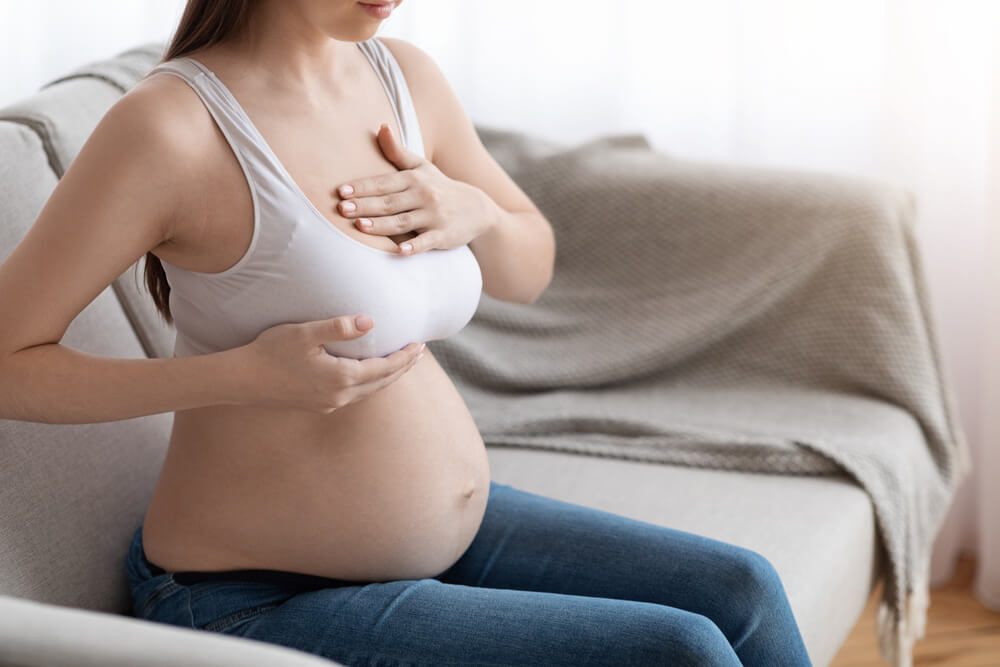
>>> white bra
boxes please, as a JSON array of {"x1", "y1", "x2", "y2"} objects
[{"x1": 144, "y1": 38, "x2": 483, "y2": 360}]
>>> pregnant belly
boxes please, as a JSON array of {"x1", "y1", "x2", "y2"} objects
[{"x1": 141, "y1": 349, "x2": 491, "y2": 582}]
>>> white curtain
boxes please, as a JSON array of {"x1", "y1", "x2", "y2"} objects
[
  {"x1": 0, "y1": 0, "x2": 186, "y2": 105},
  {"x1": 3, "y1": 0, "x2": 997, "y2": 607}
]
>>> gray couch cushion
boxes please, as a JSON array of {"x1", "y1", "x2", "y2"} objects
[
  {"x1": 0, "y1": 123, "x2": 56, "y2": 242},
  {"x1": 0, "y1": 43, "x2": 165, "y2": 176},
  {"x1": 0, "y1": 118, "x2": 171, "y2": 615},
  {"x1": 486, "y1": 446, "x2": 880, "y2": 667}
]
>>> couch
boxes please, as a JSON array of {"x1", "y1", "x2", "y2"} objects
[{"x1": 0, "y1": 42, "x2": 884, "y2": 666}]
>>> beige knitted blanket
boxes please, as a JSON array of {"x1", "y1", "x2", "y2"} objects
[{"x1": 428, "y1": 127, "x2": 972, "y2": 667}]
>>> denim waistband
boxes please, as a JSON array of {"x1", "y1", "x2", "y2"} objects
[
  {"x1": 138, "y1": 525, "x2": 361, "y2": 589},
  {"x1": 168, "y1": 567, "x2": 362, "y2": 588}
]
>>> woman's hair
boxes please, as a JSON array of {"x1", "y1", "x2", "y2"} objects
[{"x1": 142, "y1": 0, "x2": 256, "y2": 324}]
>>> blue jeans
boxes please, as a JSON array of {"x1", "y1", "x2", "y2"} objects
[{"x1": 125, "y1": 480, "x2": 812, "y2": 666}]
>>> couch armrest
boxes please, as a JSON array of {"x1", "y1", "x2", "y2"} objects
[{"x1": 0, "y1": 595, "x2": 339, "y2": 667}]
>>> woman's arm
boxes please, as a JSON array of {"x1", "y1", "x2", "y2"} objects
[
  {"x1": 467, "y1": 205, "x2": 555, "y2": 305},
  {"x1": 0, "y1": 81, "x2": 251, "y2": 424},
  {"x1": 380, "y1": 37, "x2": 556, "y2": 304},
  {"x1": 0, "y1": 344, "x2": 249, "y2": 424}
]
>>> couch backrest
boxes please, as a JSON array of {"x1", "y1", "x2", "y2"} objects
[{"x1": 0, "y1": 42, "x2": 175, "y2": 615}]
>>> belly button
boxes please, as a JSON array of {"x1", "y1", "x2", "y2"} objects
[{"x1": 460, "y1": 480, "x2": 476, "y2": 499}]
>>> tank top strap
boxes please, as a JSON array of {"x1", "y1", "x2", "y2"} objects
[
  {"x1": 146, "y1": 40, "x2": 425, "y2": 184},
  {"x1": 144, "y1": 57, "x2": 279, "y2": 198},
  {"x1": 358, "y1": 38, "x2": 426, "y2": 158}
]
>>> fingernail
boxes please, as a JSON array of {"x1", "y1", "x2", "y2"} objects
[
  {"x1": 420, "y1": 343, "x2": 426, "y2": 352},
  {"x1": 355, "y1": 315, "x2": 372, "y2": 329},
  {"x1": 416, "y1": 352, "x2": 424, "y2": 361},
  {"x1": 341, "y1": 201, "x2": 356, "y2": 212},
  {"x1": 339, "y1": 184, "x2": 354, "y2": 197},
  {"x1": 359, "y1": 218, "x2": 373, "y2": 227},
  {"x1": 400, "y1": 242, "x2": 412, "y2": 252}
]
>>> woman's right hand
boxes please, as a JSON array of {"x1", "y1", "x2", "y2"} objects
[{"x1": 237, "y1": 314, "x2": 425, "y2": 413}]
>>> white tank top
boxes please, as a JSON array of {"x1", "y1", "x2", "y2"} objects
[{"x1": 145, "y1": 38, "x2": 483, "y2": 360}]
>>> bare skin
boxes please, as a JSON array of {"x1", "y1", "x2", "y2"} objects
[
  {"x1": 0, "y1": 0, "x2": 553, "y2": 583},
  {"x1": 141, "y1": 49, "x2": 492, "y2": 582},
  {"x1": 140, "y1": 0, "x2": 557, "y2": 581}
]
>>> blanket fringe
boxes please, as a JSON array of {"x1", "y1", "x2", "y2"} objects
[
  {"x1": 946, "y1": 388, "x2": 974, "y2": 485},
  {"x1": 876, "y1": 560, "x2": 930, "y2": 667}
]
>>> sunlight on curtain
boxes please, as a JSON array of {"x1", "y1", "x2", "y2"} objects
[
  {"x1": 0, "y1": 0, "x2": 185, "y2": 106},
  {"x1": 976, "y1": 28, "x2": 1000, "y2": 610}
]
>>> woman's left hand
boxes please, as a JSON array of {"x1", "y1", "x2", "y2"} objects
[{"x1": 333, "y1": 122, "x2": 496, "y2": 255}]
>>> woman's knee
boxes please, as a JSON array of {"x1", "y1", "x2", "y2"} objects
[
  {"x1": 649, "y1": 609, "x2": 741, "y2": 667},
  {"x1": 564, "y1": 601, "x2": 739, "y2": 666},
  {"x1": 708, "y1": 546, "x2": 789, "y2": 640}
]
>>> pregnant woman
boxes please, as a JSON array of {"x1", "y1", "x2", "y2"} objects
[{"x1": 0, "y1": 0, "x2": 812, "y2": 664}]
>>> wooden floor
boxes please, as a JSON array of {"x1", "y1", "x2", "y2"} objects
[{"x1": 830, "y1": 555, "x2": 1000, "y2": 666}]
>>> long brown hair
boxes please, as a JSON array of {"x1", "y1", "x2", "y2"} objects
[{"x1": 142, "y1": 0, "x2": 256, "y2": 325}]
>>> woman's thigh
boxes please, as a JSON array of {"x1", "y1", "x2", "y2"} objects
[
  {"x1": 433, "y1": 480, "x2": 812, "y2": 667},
  {"x1": 125, "y1": 522, "x2": 738, "y2": 666},
  {"x1": 222, "y1": 576, "x2": 740, "y2": 666},
  {"x1": 125, "y1": 480, "x2": 811, "y2": 666},
  {"x1": 126, "y1": 527, "x2": 740, "y2": 666}
]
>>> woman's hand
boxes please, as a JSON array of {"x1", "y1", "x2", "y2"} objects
[
  {"x1": 333, "y1": 123, "x2": 497, "y2": 255},
  {"x1": 237, "y1": 314, "x2": 425, "y2": 414}
]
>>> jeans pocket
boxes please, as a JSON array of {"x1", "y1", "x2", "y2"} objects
[
  {"x1": 183, "y1": 580, "x2": 299, "y2": 634},
  {"x1": 201, "y1": 603, "x2": 281, "y2": 633},
  {"x1": 137, "y1": 576, "x2": 184, "y2": 619}
]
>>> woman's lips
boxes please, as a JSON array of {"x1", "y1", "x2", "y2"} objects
[{"x1": 359, "y1": 2, "x2": 394, "y2": 19}]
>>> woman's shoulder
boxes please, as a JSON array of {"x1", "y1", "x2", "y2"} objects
[
  {"x1": 374, "y1": 37, "x2": 462, "y2": 165},
  {"x1": 129, "y1": 61, "x2": 227, "y2": 156},
  {"x1": 120, "y1": 64, "x2": 237, "y2": 244},
  {"x1": 374, "y1": 36, "x2": 443, "y2": 94}
]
